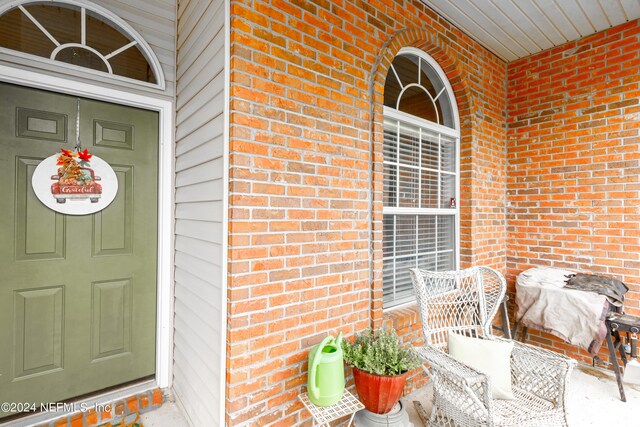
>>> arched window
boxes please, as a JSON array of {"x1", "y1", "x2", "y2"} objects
[
  {"x1": 0, "y1": 0, "x2": 163, "y2": 86},
  {"x1": 382, "y1": 48, "x2": 460, "y2": 308}
]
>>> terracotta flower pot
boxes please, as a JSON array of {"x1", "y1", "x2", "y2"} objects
[{"x1": 352, "y1": 367, "x2": 409, "y2": 414}]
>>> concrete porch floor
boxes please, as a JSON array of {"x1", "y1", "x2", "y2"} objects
[
  {"x1": 140, "y1": 399, "x2": 190, "y2": 427},
  {"x1": 141, "y1": 363, "x2": 640, "y2": 426}
]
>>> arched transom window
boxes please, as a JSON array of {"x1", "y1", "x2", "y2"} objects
[
  {"x1": 0, "y1": 0, "x2": 163, "y2": 86},
  {"x1": 382, "y1": 48, "x2": 460, "y2": 308}
]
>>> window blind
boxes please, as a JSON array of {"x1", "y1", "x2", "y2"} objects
[{"x1": 383, "y1": 116, "x2": 458, "y2": 307}]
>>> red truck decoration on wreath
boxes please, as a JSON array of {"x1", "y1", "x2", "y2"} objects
[{"x1": 50, "y1": 148, "x2": 102, "y2": 203}]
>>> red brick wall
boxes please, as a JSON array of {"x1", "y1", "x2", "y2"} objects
[
  {"x1": 507, "y1": 20, "x2": 640, "y2": 364},
  {"x1": 47, "y1": 389, "x2": 163, "y2": 427},
  {"x1": 227, "y1": 1, "x2": 507, "y2": 425}
]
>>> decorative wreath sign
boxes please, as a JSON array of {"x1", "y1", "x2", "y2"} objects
[{"x1": 32, "y1": 148, "x2": 118, "y2": 215}]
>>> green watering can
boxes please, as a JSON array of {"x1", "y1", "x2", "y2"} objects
[{"x1": 307, "y1": 333, "x2": 344, "y2": 406}]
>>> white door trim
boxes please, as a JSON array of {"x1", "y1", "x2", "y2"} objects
[{"x1": 0, "y1": 64, "x2": 175, "y2": 390}]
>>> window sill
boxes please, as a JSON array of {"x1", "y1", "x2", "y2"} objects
[
  {"x1": 381, "y1": 303, "x2": 424, "y2": 346},
  {"x1": 380, "y1": 302, "x2": 429, "y2": 393}
]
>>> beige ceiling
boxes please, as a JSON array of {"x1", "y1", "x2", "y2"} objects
[{"x1": 424, "y1": 0, "x2": 640, "y2": 62}]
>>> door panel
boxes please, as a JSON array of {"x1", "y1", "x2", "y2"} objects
[
  {"x1": 14, "y1": 286, "x2": 64, "y2": 378},
  {"x1": 91, "y1": 279, "x2": 132, "y2": 360},
  {"x1": 94, "y1": 120, "x2": 134, "y2": 150},
  {"x1": 16, "y1": 108, "x2": 68, "y2": 142},
  {"x1": 15, "y1": 157, "x2": 66, "y2": 260},
  {"x1": 92, "y1": 166, "x2": 133, "y2": 256},
  {"x1": 0, "y1": 82, "x2": 158, "y2": 416}
]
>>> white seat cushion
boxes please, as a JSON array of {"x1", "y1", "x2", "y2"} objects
[{"x1": 448, "y1": 332, "x2": 515, "y2": 399}]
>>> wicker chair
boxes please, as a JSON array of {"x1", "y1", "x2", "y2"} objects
[{"x1": 409, "y1": 267, "x2": 576, "y2": 427}]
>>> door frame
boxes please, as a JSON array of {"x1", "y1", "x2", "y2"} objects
[{"x1": 0, "y1": 63, "x2": 175, "y2": 389}]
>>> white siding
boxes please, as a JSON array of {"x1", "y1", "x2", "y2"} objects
[
  {"x1": 174, "y1": 0, "x2": 227, "y2": 425},
  {"x1": 0, "y1": 0, "x2": 177, "y2": 99}
]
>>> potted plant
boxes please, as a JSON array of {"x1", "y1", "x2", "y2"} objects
[{"x1": 341, "y1": 328, "x2": 421, "y2": 414}]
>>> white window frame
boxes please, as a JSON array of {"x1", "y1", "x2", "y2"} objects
[
  {"x1": 382, "y1": 47, "x2": 461, "y2": 310},
  {"x1": 0, "y1": 0, "x2": 165, "y2": 90}
]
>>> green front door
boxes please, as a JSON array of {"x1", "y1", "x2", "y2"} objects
[{"x1": 0, "y1": 82, "x2": 158, "y2": 415}]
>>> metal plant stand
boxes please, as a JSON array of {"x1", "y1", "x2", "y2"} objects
[
  {"x1": 353, "y1": 400, "x2": 414, "y2": 427},
  {"x1": 299, "y1": 390, "x2": 364, "y2": 426}
]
